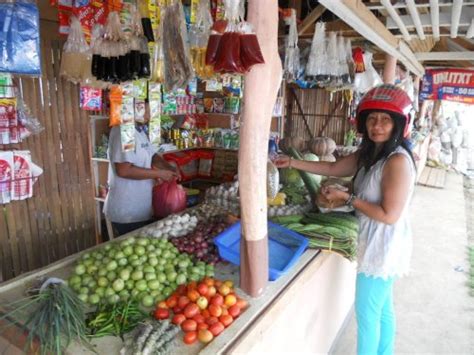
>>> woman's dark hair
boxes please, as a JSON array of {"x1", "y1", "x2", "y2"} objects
[{"x1": 357, "y1": 109, "x2": 416, "y2": 172}]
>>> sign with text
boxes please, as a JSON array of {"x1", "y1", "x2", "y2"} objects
[{"x1": 420, "y1": 68, "x2": 474, "y2": 104}]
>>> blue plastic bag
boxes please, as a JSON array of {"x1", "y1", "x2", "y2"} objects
[{"x1": 0, "y1": 0, "x2": 41, "y2": 75}]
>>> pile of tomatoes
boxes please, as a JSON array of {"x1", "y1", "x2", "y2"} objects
[{"x1": 153, "y1": 277, "x2": 248, "y2": 345}]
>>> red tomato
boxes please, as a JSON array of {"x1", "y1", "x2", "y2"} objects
[
  {"x1": 187, "y1": 281, "x2": 198, "y2": 291},
  {"x1": 197, "y1": 283, "x2": 209, "y2": 296},
  {"x1": 172, "y1": 313, "x2": 186, "y2": 326},
  {"x1": 208, "y1": 304, "x2": 222, "y2": 318},
  {"x1": 176, "y1": 284, "x2": 187, "y2": 296},
  {"x1": 236, "y1": 298, "x2": 248, "y2": 310},
  {"x1": 202, "y1": 277, "x2": 215, "y2": 287},
  {"x1": 221, "y1": 307, "x2": 229, "y2": 316},
  {"x1": 198, "y1": 329, "x2": 214, "y2": 343},
  {"x1": 183, "y1": 303, "x2": 200, "y2": 319},
  {"x1": 183, "y1": 331, "x2": 198, "y2": 345},
  {"x1": 209, "y1": 321, "x2": 225, "y2": 337},
  {"x1": 210, "y1": 294, "x2": 224, "y2": 306},
  {"x1": 166, "y1": 295, "x2": 178, "y2": 308},
  {"x1": 187, "y1": 289, "x2": 200, "y2": 302},
  {"x1": 219, "y1": 314, "x2": 233, "y2": 327},
  {"x1": 205, "y1": 316, "x2": 219, "y2": 326},
  {"x1": 207, "y1": 286, "x2": 217, "y2": 297},
  {"x1": 153, "y1": 307, "x2": 170, "y2": 320},
  {"x1": 224, "y1": 294, "x2": 237, "y2": 307},
  {"x1": 157, "y1": 301, "x2": 168, "y2": 309},
  {"x1": 201, "y1": 309, "x2": 210, "y2": 318},
  {"x1": 193, "y1": 314, "x2": 205, "y2": 324},
  {"x1": 178, "y1": 296, "x2": 190, "y2": 309},
  {"x1": 228, "y1": 305, "x2": 240, "y2": 318},
  {"x1": 172, "y1": 306, "x2": 183, "y2": 314},
  {"x1": 197, "y1": 322, "x2": 209, "y2": 331},
  {"x1": 181, "y1": 319, "x2": 198, "y2": 332}
]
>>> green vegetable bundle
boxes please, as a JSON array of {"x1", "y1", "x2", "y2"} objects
[{"x1": 272, "y1": 212, "x2": 359, "y2": 260}]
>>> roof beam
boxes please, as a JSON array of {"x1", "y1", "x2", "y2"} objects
[
  {"x1": 467, "y1": 18, "x2": 474, "y2": 38},
  {"x1": 318, "y1": 0, "x2": 424, "y2": 76},
  {"x1": 386, "y1": 9, "x2": 474, "y2": 29},
  {"x1": 366, "y1": 1, "x2": 474, "y2": 10},
  {"x1": 430, "y1": 0, "x2": 440, "y2": 41},
  {"x1": 297, "y1": 4, "x2": 326, "y2": 35},
  {"x1": 415, "y1": 51, "x2": 474, "y2": 61},
  {"x1": 406, "y1": 0, "x2": 425, "y2": 40},
  {"x1": 451, "y1": 0, "x2": 463, "y2": 38},
  {"x1": 380, "y1": 0, "x2": 411, "y2": 42}
]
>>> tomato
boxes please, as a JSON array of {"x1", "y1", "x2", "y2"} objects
[
  {"x1": 172, "y1": 313, "x2": 186, "y2": 326},
  {"x1": 198, "y1": 329, "x2": 214, "y2": 343},
  {"x1": 181, "y1": 319, "x2": 198, "y2": 332},
  {"x1": 224, "y1": 294, "x2": 237, "y2": 307},
  {"x1": 172, "y1": 306, "x2": 183, "y2": 314},
  {"x1": 219, "y1": 314, "x2": 233, "y2": 327},
  {"x1": 196, "y1": 296, "x2": 208, "y2": 310},
  {"x1": 176, "y1": 284, "x2": 187, "y2": 296},
  {"x1": 209, "y1": 321, "x2": 225, "y2": 337},
  {"x1": 208, "y1": 304, "x2": 222, "y2": 318},
  {"x1": 187, "y1": 289, "x2": 200, "y2": 302},
  {"x1": 207, "y1": 286, "x2": 217, "y2": 297},
  {"x1": 197, "y1": 322, "x2": 209, "y2": 330},
  {"x1": 205, "y1": 316, "x2": 219, "y2": 326},
  {"x1": 166, "y1": 295, "x2": 178, "y2": 308},
  {"x1": 218, "y1": 284, "x2": 231, "y2": 296},
  {"x1": 223, "y1": 280, "x2": 234, "y2": 289},
  {"x1": 193, "y1": 314, "x2": 205, "y2": 324},
  {"x1": 183, "y1": 303, "x2": 200, "y2": 319},
  {"x1": 228, "y1": 305, "x2": 240, "y2": 318},
  {"x1": 153, "y1": 307, "x2": 170, "y2": 320},
  {"x1": 157, "y1": 301, "x2": 168, "y2": 309},
  {"x1": 201, "y1": 309, "x2": 210, "y2": 318},
  {"x1": 221, "y1": 307, "x2": 229, "y2": 316},
  {"x1": 210, "y1": 294, "x2": 224, "y2": 306},
  {"x1": 178, "y1": 296, "x2": 190, "y2": 309},
  {"x1": 187, "y1": 281, "x2": 198, "y2": 291},
  {"x1": 236, "y1": 298, "x2": 248, "y2": 310},
  {"x1": 202, "y1": 277, "x2": 214, "y2": 287},
  {"x1": 183, "y1": 331, "x2": 198, "y2": 345},
  {"x1": 214, "y1": 280, "x2": 223, "y2": 288},
  {"x1": 197, "y1": 283, "x2": 209, "y2": 296}
]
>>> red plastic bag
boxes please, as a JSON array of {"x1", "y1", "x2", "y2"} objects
[
  {"x1": 239, "y1": 22, "x2": 265, "y2": 71},
  {"x1": 214, "y1": 31, "x2": 244, "y2": 73},
  {"x1": 152, "y1": 179, "x2": 187, "y2": 219},
  {"x1": 205, "y1": 20, "x2": 228, "y2": 66}
]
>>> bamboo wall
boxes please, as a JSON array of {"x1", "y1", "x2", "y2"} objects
[
  {"x1": 285, "y1": 86, "x2": 351, "y2": 145},
  {"x1": 0, "y1": 21, "x2": 96, "y2": 282}
]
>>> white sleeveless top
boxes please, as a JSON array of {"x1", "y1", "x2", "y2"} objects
[{"x1": 353, "y1": 146, "x2": 416, "y2": 279}]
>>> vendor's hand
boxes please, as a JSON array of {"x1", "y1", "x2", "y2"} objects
[
  {"x1": 321, "y1": 186, "x2": 349, "y2": 203},
  {"x1": 155, "y1": 169, "x2": 180, "y2": 182},
  {"x1": 273, "y1": 155, "x2": 291, "y2": 169}
]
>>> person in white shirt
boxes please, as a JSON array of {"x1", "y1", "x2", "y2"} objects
[
  {"x1": 275, "y1": 84, "x2": 416, "y2": 355},
  {"x1": 104, "y1": 119, "x2": 178, "y2": 236}
]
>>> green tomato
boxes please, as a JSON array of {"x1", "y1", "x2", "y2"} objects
[
  {"x1": 178, "y1": 260, "x2": 189, "y2": 269},
  {"x1": 69, "y1": 275, "x2": 81, "y2": 285},
  {"x1": 123, "y1": 246, "x2": 134, "y2": 256},
  {"x1": 135, "y1": 280, "x2": 148, "y2": 292},
  {"x1": 137, "y1": 238, "x2": 149, "y2": 247},
  {"x1": 104, "y1": 244, "x2": 112, "y2": 252},
  {"x1": 112, "y1": 279, "x2": 125, "y2": 292},
  {"x1": 119, "y1": 290, "x2": 130, "y2": 301},
  {"x1": 106, "y1": 260, "x2": 118, "y2": 271},
  {"x1": 127, "y1": 236, "x2": 136, "y2": 244},
  {"x1": 148, "y1": 257, "x2": 159, "y2": 267},
  {"x1": 157, "y1": 273, "x2": 167, "y2": 283},
  {"x1": 95, "y1": 287, "x2": 105, "y2": 297},
  {"x1": 108, "y1": 294, "x2": 120, "y2": 304},
  {"x1": 87, "y1": 265, "x2": 98, "y2": 275},
  {"x1": 146, "y1": 244, "x2": 156, "y2": 252},
  {"x1": 166, "y1": 271, "x2": 177, "y2": 283},
  {"x1": 130, "y1": 289, "x2": 140, "y2": 298},
  {"x1": 98, "y1": 268, "x2": 108, "y2": 277},
  {"x1": 125, "y1": 280, "x2": 135, "y2": 290},
  {"x1": 120, "y1": 240, "x2": 129, "y2": 249},
  {"x1": 119, "y1": 269, "x2": 131, "y2": 281},
  {"x1": 155, "y1": 248, "x2": 162, "y2": 256},
  {"x1": 106, "y1": 271, "x2": 117, "y2": 282},
  {"x1": 89, "y1": 294, "x2": 100, "y2": 305},
  {"x1": 150, "y1": 290, "x2": 160, "y2": 298},
  {"x1": 83, "y1": 259, "x2": 94, "y2": 267},
  {"x1": 97, "y1": 276, "x2": 108, "y2": 287},
  {"x1": 142, "y1": 295, "x2": 155, "y2": 308},
  {"x1": 162, "y1": 286, "x2": 173, "y2": 298},
  {"x1": 206, "y1": 270, "x2": 215, "y2": 278},
  {"x1": 158, "y1": 258, "x2": 167, "y2": 266},
  {"x1": 117, "y1": 258, "x2": 128, "y2": 267},
  {"x1": 81, "y1": 275, "x2": 92, "y2": 285},
  {"x1": 143, "y1": 265, "x2": 155, "y2": 274},
  {"x1": 87, "y1": 280, "x2": 98, "y2": 289},
  {"x1": 139, "y1": 255, "x2": 148, "y2": 263},
  {"x1": 115, "y1": 251, "x2": 125, "y2": 259},
  {"x1": 131, "y1": 259, "x2": 141, "y2": 268},
  {"x1": 79, "y1": 287, "x2": 89, "y2": 295},
  {"x1": 77, "y1": 294, "x2": 88, "y2": 303},
  {"x1": 189, "y1": 273, "x2": 201, "y2": 282},
  {"x1": 148, "y1": 280, "x2": 160, "y2": 290},
  {"x1": 134, "y1": 245, "x2": 146, "y2": 256},
  {"x1": 74, "y1": 264, "x2": 86, "y2": 275},
  {"x1": 162, "y1": 250, "x2": 171, "y2": 259},
  {"x1": 176, "y1": 274, "x2": 187, "y2": 285},
  {"x1": 145, "y1": 273, "x2": 156, "y2": 281},
  {"x1": 81, "y1": 252, "x2": 91, "y2": 260},
  {"x1": 105, "y1": 287, "x2": 116, "y2": 297}
]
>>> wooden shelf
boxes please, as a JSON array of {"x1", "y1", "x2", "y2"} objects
[{"x1": 91, "y1": 157, "x2": 109, "y2": 163}]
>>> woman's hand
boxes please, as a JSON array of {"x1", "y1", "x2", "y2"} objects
[
  {"x1": 273, "y1": 155, "x2": 292, "y2": 169},
  {"x1": 154, "y1": 169, "x2": 180, "y2": 182},
  {"x1": 321, "y1": 186, "x2": 350, "y2": 203}
]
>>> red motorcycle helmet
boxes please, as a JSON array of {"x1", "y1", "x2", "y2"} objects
[{"x1": 356, "y1": 84, "x2": 413, "y2": 137}]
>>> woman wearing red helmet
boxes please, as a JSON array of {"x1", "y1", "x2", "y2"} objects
[{"x1": 275, "y1": 84, "x2": 416, "y2": 355}]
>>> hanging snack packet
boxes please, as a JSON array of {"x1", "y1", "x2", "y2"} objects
[
  {"x1": 134, "y1": 99, "x2": 146, "y2": 123},
  {"x1": 0, "y1": 151, "x2": 13, "y2": 204},
  {"x1": 80, "y1": 86, "x2": 102, "y2": 111},
  {"x1": 0, "y1": 98, "x2": 15, "y2": 144},
  {"x1": 138, "y1": 0, "x2": 154, "y2": 42},
  {"x1": 149, "y1": 83, "x2": 162, "y2": 147},
  {"x1": 120, "y1": 124, "x2": 136, "y2": 152},
  {"x1": 12, "y1": 151, "x2": 32, "y2": 201},
  {"x1": 109, "y1": 86, "x2": 123, "y2": 127},
  {"x1": 120, "y1": 96, "x2": 135, "y2": 125}
]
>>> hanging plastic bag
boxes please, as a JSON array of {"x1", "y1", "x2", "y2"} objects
[
  {"x1": 60, "y1": 16, "x2": 90, "y2": 83},
  {"x1": 283, "y1": 9, "x2": 300, "y2": 81},
  {"x1": 306, "y1": 22, "x2": 329, "y2": 85},
  {"x1": 151, "y1": 18, "x2": 164, "y2": 83},
  {"x1": 152, "y1": 179, "x2": 187, "y2": 219},
  {"x1": 353, "y1": 51, "x2": 382, "y2": 93},
  {"x1": 345, "y1": 38, "x2": 355, "y2": 84},
  {"x1": 205, "y1": 19, "x2": 228, "y2": 66},
  {"x1": 239, "y1": 21, "x2": 265, "y2": 71},
  {"x1": 326, "y1": 32, "x2": 339, "y2": 87},
  {"x1": 213, "y1": 0, "x2": 245, "y2": 73},
  {"x1": 338, "y1": 35, "x2": 350, "y2": 86},
  {"x1": 189, "y1": 0, "x2": 214, "y2": 78},
  {"x1": 162, "y1": 1, "x2": 194, "y2": 90},
  {"x1": 138, "y1": 0, "x2": 154, "y2": 42},
  {"x1": 0, "y1": 1, "x2": 41, "y2": 75}
]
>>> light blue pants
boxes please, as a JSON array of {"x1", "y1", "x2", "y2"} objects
[{"x1": 355, "y1": 273, "x2": 396, "y2": 355}]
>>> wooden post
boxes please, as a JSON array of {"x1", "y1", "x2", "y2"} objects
[
  {"x1": 239, "y1": 0, "x2": 282, "y2": 297},
  {"x1": 383, "y1": 54, "x2": 397, "y2": 84}
]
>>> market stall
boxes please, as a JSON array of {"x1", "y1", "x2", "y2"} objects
[{"x1": 1, "y1": 0, "x2": 453, "y2": 354}]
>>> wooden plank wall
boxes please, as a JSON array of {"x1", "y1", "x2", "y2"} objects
[
  {"x1": 285, "y1": 87, "x2": 351, "y2": 145},
  {"x1": 0, "y1": 21, "x2": 96, "y2": 282}
]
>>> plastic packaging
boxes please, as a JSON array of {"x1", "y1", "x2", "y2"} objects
[
  {"x1": 283, "y1": 9, "x2": 300, "y2": 81},
  {"x1": 189, "y1": 0, "x2": 214, "y2": 78},
  {"x1": 306, "y1": 22, "x2": 329, "y2": 85},
  {"x1": 338, "y1": 35, "x2": 350, "y2": 86},
  {"x1": 239, "y1": 21, "x2": 265, "y2": 71},
  {"x1": 353, "y1": 51, "x2": 382, "y2": 93},
  {"x1": 152, "y1": 179, "x2": 187, "y2": 219},
  {"x1": 60, "y1": 16, "x2": 91, "y2": 84},
  {"x1": 205, "y1": 20, "x2": 228, "y2": 66},
  {"x1": 0, "y1": 0, "x2": 41, "y2": 75}
]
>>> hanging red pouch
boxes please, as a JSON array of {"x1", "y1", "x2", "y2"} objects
[
  {"x1": 214, "y1": 30, "x2": 245, "y2": 74},
  {"x1": 205, "y1": 20, "x2": 228, "y2": 66},
  {"x1": 239, "y1": 22, "x2": 265, "y2": 71}
]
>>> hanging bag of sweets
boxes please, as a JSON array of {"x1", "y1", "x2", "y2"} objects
[
  {"x1": 213, "y1": 0, "x2": 245, "y2": 73},
  {"x1": 306, "y1": 22, "x2": 329, "y2": 85},
  {"x1": 283, "y1": 9, "x2": 300, "y2": 82},
  {"x1": 60, "y1": 16, "x2": 90, "y2": 84},
  {"x1": 327, "y1": 32, "x2": 339, "y2": 88},
  {"x1": 338, "y1": 35, "x2": 350, "y2": 87}
]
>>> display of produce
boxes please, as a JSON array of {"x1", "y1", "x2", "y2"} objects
[
  {"x1": 169, "y1": 216, "x2": 232, "y2": 265},
  {"x1": 68, "y1": 237, "x2": 215, "y2": 307},
  {"x1": 141, "y1": 213, "x2": 199, "y2": 239},
  {"x1": 272, "y1": 212, "x2": 358, "y2": 260},
  {"x1": 124, "y1": 320, "x2": 180, "y2": 355},
  {"x1": 154, "y1": 278, "x2": 248, "y2": 345}
]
